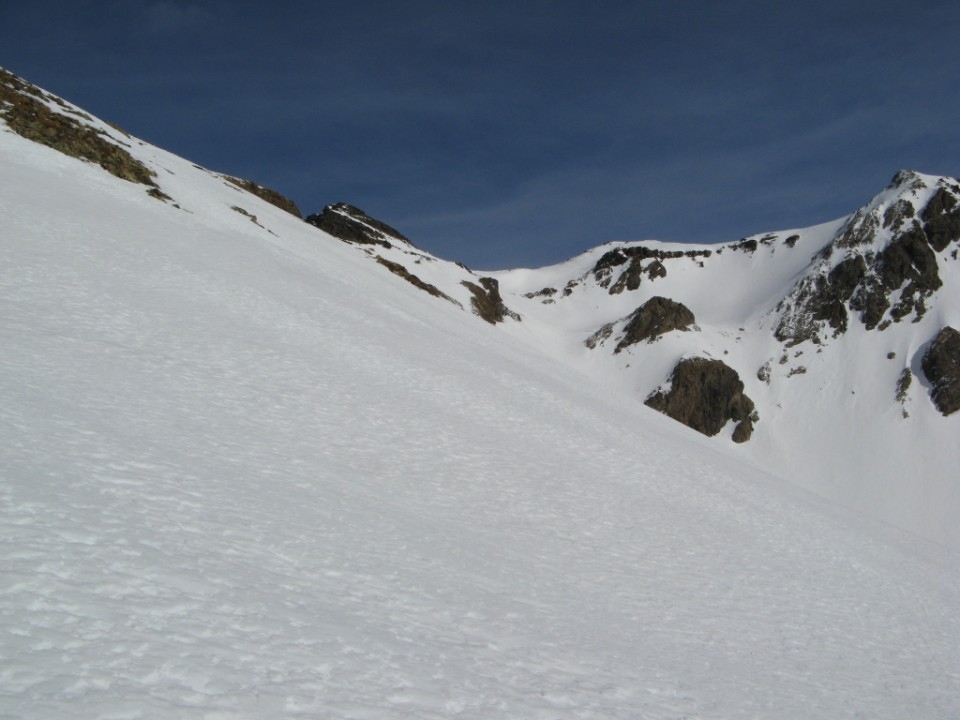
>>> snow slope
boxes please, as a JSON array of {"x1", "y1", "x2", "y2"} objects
[{"x1": 2, "y1": 77, "x2": 959, "y2": 718}]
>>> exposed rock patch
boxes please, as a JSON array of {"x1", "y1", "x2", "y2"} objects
[
  {"x1": 888, "y1": 169, "x2": 928, "y2": 193},
  {"x1": 849, "y1": 223, "x2": 941, "y2": 328},
  {"x1": 921, "y1": 186, "x2": 960, "y2": 252},
  {"x1": 877, "y1": 225, "x2": 940, "y2": 291},
  {"x1": 375, "y1": 256, "x2": 458, "y2": 306},
  {"x1": 524, "y1": 287, "x2": 556, "y2": 300},
  {"x1": 895, "y1": 368, "x2": 912, "y2": 418},
  {"x1": 757, "y1": 362, "x2": 772, "y2": 384},
  {"x1": 645, "y1": 358, "x2": 757, "y2": 442},
  {"x1": 882, "y1": 199, "x2": 915, "y2": 233},
  {"x1": 728, "y1": 234, "x2": 780, "y2": 253},
  {"x1": 461, "y1": 277, "x2": 521, "y2": 324},
  {"x1": 608, "y1": 257, "x2": 669, "y2": 295},
  {"x1": 231, "y1": 206, "x2": 263, "y2": 227},
  {"x1": 921, "y1": 326, "x2": 960, "y2": 416},
  {"x1": 591, "y1": 245, "x2": 711, "y2": 288},
  {"x1": 645, "y1": 259, "x2": 667, "y2": 280},
  {"x1": 776, "y1": 256, "x2": 868, "y2": 343},
  {"x1": 1, "y1": 68, "x2": 159, "y2": 190},
  {"x1": 584, "y1": 323, "x2": 614, "y2": 350},
  {"x1": 835, "y1": 209, "x2": 879, "y2": 249},
  {"x1": 306, "y1": 204, "x2": 410, "y2": 248},
  {"x1": 614, "y1": 297, "x2": 695, "y2": 353},
  {"x1": 225, "y1": 176, "x2": 301, "y2": 218},
  {"x1": 730, "y1": 238, "x2": 758, "y2": 253},
  {"x1": 608, "y1": 257, "x2": 644, "y2": 294}
]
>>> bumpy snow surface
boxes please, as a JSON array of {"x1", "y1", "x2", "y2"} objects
[{"x1": 1, "y1": 124, "x2": 959, "y2": 718}]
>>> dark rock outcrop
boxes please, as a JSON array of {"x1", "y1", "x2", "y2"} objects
[
  {"x1": 614, "y1": 297, "x2": 695, "y2": 353},
  {"x1": 461, "y1": 277, "x2": 521, "y2": 324},
  {"x1": 775, "y1": 175, "x2": 957, "y2": 344},
  {"x1": 730, "y1": 237, "x2": 758, "y2": 253},
  {"x1": 584, "y1": 322, "x2": 614, "y2": 350},
  {"x1": 591, "y1": 245, "x2": 711, "y2": 285},
  {"x1": 1, "y1": 68, "x2": 158, "y2": 190},
  {"x1": 608, "y1": 257, "x2": 669, "y2": 295},
  {"x1": 877, "y1": 225, "x2": 941, "y2": 292},
  {"x1": 895, "y1": 368, "x2": 912, "y2": 418},
  {"x1": 374, "y1": 256, "x2": 457, "y2": 305},
  {"x1": 835, "y1": 209, "x2": 879, "y2": 249},
  {"x1": 921, "y1": 186, "x2": 960, "y2": 252},
  {"x1": 609, "y1": 257, "x2": 645, "y2": 294},
  {"x1": 524, "y1": 287, "x2": 557, "y2": 299},
  {"x1": 882, "y1": 199, "x2": 915, "y2": 233},
  {"x1": 887, "y1": 169, "x2": 928, "y2": 193},
  {"x1": 645, "y1": 357, "x2": 757, "y2": 442},
  {"x1": 225, "y1": 176, "x2": 301, "y2": 218},
  {"x1": 849, "y1": 223, "x2": 942, "y2": 328},
  {"x1": 921, "y1": 326, "x2": 960, "y2": 416},
  {"x1": 306, "y1": 204, "x2": 410, "y2": 248},
  {"x1": 776, "y1": 256, "x2": 868, "y2": 343}
]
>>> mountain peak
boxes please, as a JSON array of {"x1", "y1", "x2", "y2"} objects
[
  {"x1": 887, "y1": 168, "x2": 928, "y2": 192},
  {"x1": 305, "y1": 203, "x2": 414, "y2": 249}
]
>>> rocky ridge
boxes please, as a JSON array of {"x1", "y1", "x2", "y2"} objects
[
  {"x1": 304, "y1": 203, "x2": 521, "y2": 325},
  {"x1": 774, "y1": 171, "x2": 958, "y2": 344}
]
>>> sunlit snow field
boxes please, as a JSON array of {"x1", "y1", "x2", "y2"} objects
[{"x1": 1, "y1": 125, "x2": 959, "y2": 718}]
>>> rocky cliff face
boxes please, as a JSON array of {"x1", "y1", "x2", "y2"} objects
[
  {"x1": 922, "y1": 326, "x2": 960, "y2": 416},
  {"x1": 775, "y1": 171, "x2": 958, "y2": 344}
]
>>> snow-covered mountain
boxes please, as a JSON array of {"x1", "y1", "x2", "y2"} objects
[
  {"x1": 489, "y1": 170, "x2": 960, "y2": 551},
  {"x1": 297, "y1": 166, "x2": 960, "y2": 551},
  {"x1": 2, "y1": 68, "x2": 958, "y2": 719}
]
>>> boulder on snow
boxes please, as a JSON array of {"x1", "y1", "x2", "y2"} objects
[
  {"x1": 921, "y1": 326, "x2": 960, "y2": 416},
  {"x1": 614, "y1": 296, "x2": 695, "y2": 353},
  {"x1": 645, "y1": 357, "x2": 757, "y2": 442},
  {"x1": 461, "y1": 277, "x2": 521, "y2": 324}
]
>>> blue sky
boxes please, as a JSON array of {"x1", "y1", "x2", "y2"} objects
[{"x1": 3, "y1": 1, "x2": 959, "y2": 269}]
